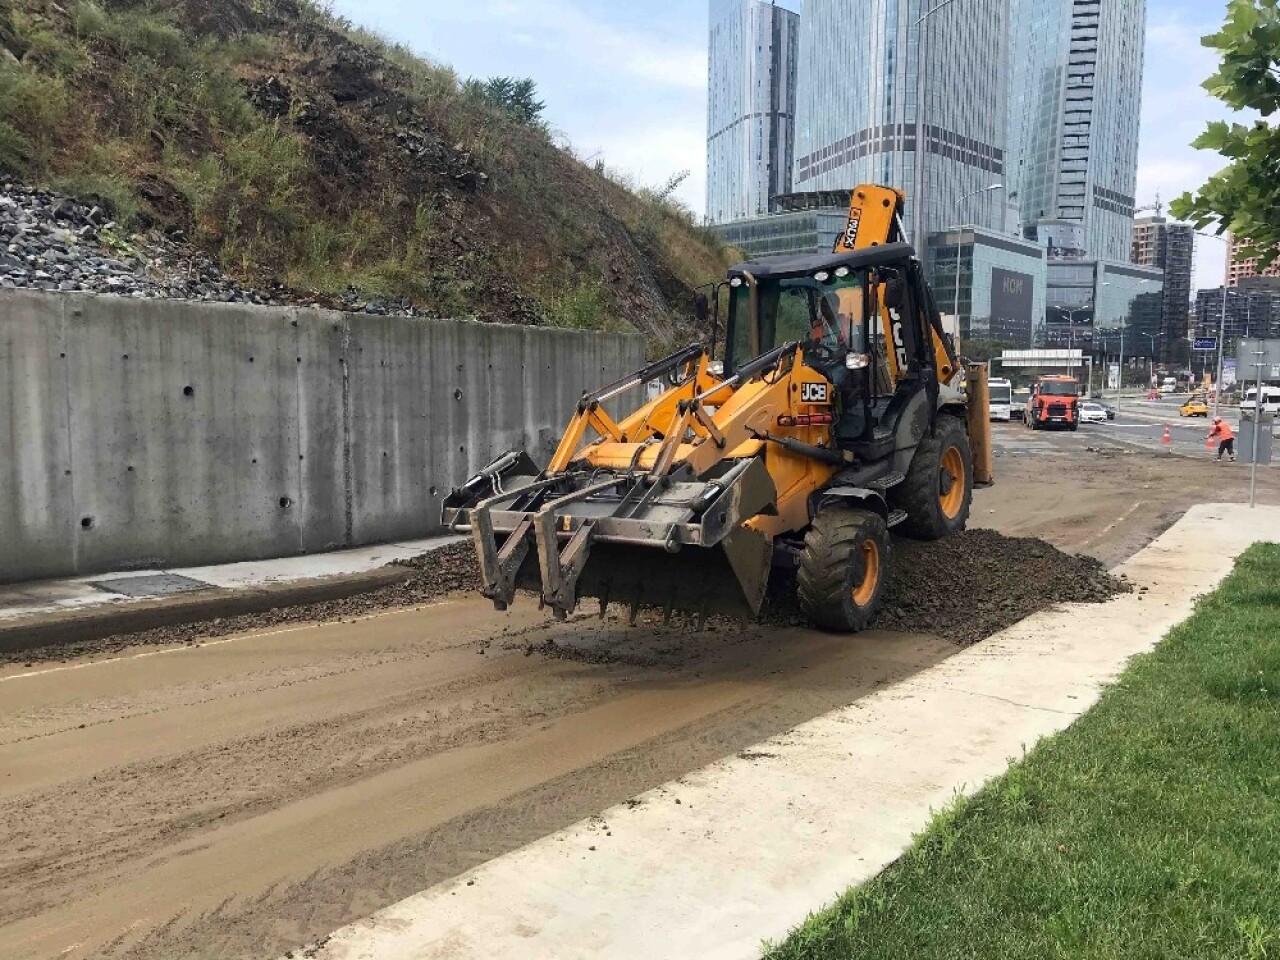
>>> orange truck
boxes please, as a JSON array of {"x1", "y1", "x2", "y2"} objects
[{"x1": 1024, "y1": 375, "x2": 1080, "y2": 431}]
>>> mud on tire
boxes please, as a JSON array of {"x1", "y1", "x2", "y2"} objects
[
  {"x1": 891, "y1": 414, "x2": 973, "y2": 540},
  {"x1": 796, "y1": 507, "x2": 890, "y2": 633}
]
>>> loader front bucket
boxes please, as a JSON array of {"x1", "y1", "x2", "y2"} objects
[
  {"x1": 566, "y1": 524, "x2": 775, "y2": 624},
  {"x1": 446, "y1": 455, "x2": 778, "y2": 623}
]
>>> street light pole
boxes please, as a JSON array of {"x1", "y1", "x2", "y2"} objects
[
  {"x1": 950, "y1": 183, "x2": 1003, "y2": 348},
  {"x1": 1199, "y1": 231, "x2": 1231, "y2": 418},
  {"x1": 1250, "y1": 349, "x2": 1265, "y2": 508},
  {"x1": 912, "y1": 0, "x2": 956, "y2": 244},
  {"x1": 1216, "y1": 286, "x2": 1228, "y2": 417}
]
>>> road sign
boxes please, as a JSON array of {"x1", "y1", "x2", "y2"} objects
[{"x1": 1194, "y1": 337, "x2": 1217, "y2": 351}]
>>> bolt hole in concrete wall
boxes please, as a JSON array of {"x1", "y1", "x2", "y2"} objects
[
  {"x1": 80, "y1": 516, "x2": 95, "y2": 530},
  {"x1": 0, "y1": 291, "x2": 644, "y2": 581}
]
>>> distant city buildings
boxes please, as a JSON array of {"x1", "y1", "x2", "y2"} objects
[
  {"x1": 703, "y1": 0, "x2": 1149, "y2": 350},
  {"x1": 1195, "y1": 283, "x2": 1280, "y2": 355},
  {"x1": 790, "y1": 0, "x2": 1011, "y2": 244},
  {"x1": 1131, "y1": 215, "x2": 1194, "y2": 361},
  {"x1": 705, "y1": 0, "x2": 800, "y2": 224},
  {"x1": 1226, "y1": 234, "x2": 1280, "y2": 286},
  {"x1": 1006, "y1": 0, "x2": 1146, "y2": 263}
]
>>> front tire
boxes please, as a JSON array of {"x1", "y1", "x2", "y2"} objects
[
  {"x1": 797, "y1": 507, "x2": 890, "y2": 633},
  {"x1": 892, "y1": 415, "x2": 973, "y2": 540}
]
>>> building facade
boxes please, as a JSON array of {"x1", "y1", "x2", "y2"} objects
[
  {"x1": 926, "y1": 228, "x2": 1047, "y2": 347},
  {"x1": 1195, "y1": 284, "x2": 1280, "y2": 344},
  {"x1": 1043, "y1": 257, "x2": 1162, "y2": 351},
  {"x1": 1226, "y1": 234, "x2": 1280, "y2": 286},
  {"x1": 714, "y1": 206, "x2": 849, "y2": 257},
  {"x1": 1006, "y1": 0, "x2": 1146, "y2": 261},
  {"x1": 790, "y1": 0, "x2": 1010, "y2": 245},
  {"x1": 706, "y1": 0, "x2": 801, "y2": 224},
  {"x1": 1131, "y1": 215, "x2": 1194, "y2": 361}
]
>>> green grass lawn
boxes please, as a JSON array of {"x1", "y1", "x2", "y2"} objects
[{"x1": 765, "y1": 543, "x2": 1280, "y2": 960}]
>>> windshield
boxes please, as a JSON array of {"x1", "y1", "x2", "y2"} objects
[
  {"x1": 990, "y1": 385, "x2": 1012, "y2": 403},
  {"x1": 726, "y1": 270, "x2": 868, "y2": 372},
  {"x1": 1040, "y1": 381, "x2": 1079, "y2": 397}
]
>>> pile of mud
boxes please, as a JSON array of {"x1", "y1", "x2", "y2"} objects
[
  {"x1": 4, "y1": 541, "x2": 484, "y2": 665},
  {"x1": 765, "y1": 528, "x2": 1129, "y2": 645},
  {"x1": 5, "y1": 531, "x2": 1126, "y2": 664}
]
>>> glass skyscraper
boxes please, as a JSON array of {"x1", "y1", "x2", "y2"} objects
[
  {"x1": 790, "y1": 0, "x2": 1011, "y2": 245},
  {"x1": 706, "y1": 0, "x2": 800, "y2": 224},
  {"x1": 1006, "y1": 0, "x2": 1146, "y2": 262}
]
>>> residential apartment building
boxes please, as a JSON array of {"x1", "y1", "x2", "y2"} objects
[
  {"x1": 1226, "y1": 234, "x2": 1280, "y2": 286},
  {"x1": 1131, "y1": 214, "x2": 1194, "y2": 361}
]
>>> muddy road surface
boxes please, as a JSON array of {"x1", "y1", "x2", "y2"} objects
[{"x1": 1, "y1": 431, "x2": 1274, "y2": 959}]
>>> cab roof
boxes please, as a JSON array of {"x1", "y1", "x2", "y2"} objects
[{"x1": 727, "y1": 242, "x2": 918, "y2": 281}]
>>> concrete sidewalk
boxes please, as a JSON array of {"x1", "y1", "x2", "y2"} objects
[
  {"x1": 303, "y1": 503, "x2": 1280, "y2": 960},
  {"x1": 0, "y1": 536, "x2": 460, "y2": 623}
]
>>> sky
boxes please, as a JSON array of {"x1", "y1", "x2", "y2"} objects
[{"x1": 329, "y1": 0, "x2": 1239, "y2": 290}]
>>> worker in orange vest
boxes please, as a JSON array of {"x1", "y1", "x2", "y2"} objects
[{"x1": 1208, "y1": 416, "x2": 1236, "y2": 462}]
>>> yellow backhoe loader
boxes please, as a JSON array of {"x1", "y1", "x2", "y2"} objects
[{"x1": 444, "y1": 185, "x2": 992, "y2": 631}]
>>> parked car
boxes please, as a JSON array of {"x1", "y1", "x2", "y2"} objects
[{"x1": 1078, "y1": 401, "x2": 1109, "y2": 423}]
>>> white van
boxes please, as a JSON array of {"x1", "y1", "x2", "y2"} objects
[
  {"x1": 1240, "y1": 385, "x2": 1280, "y2": 416},
  {"x1": 988, "y1": 378, "x2": 1013, "y2": 421}
]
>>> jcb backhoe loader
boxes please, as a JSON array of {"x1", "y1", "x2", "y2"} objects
[{"x1": 443, "y1": 185, "x2": 992, "y2": 631}]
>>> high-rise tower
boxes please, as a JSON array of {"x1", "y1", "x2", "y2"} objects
[
  {"x1": 706, "y1": 0, "x2": 800, "y2": 224},
  {"x1": 1006, "y1": 0, "x2": 1146, "y2": 261},
  {"x1": 790, "y1": 0, "x2": 1011, "y2": 245}
]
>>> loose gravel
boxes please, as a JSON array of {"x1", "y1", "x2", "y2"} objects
[
  {"x1": 0, "y1": 182, "x2": 442, "y2": 317},
  {"x1": 4, "y1": 531, "x2": 1127, "y2": 666}
]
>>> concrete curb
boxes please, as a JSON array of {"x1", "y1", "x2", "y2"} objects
[{"x1": 0, "y1": 567, "x2": 410, "y2": 656}]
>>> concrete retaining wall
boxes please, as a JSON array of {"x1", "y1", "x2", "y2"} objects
[{"x1": 0, "y1": 290, "x2": 644, "y2": 582}]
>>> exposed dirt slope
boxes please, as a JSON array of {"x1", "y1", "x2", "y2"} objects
[{"x1": 0, "y1": 0, "x2": 734, "y2": 347}]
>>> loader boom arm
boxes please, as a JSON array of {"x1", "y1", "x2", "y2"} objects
[{"x1": 833, "y1": 185, "x2": 959, "y2": 386}]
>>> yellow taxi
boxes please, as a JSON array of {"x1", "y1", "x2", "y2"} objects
[{"x1": 1179, "y1": 395, "x2": 1209, "y2": 417}]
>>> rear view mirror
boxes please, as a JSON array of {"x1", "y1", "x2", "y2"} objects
[
  {"x1": 693, "y1": 293, "x2": 710, "y2": 324},
  {"x1": 884, "y1": 277, "x2": 906, "y2": 310}
]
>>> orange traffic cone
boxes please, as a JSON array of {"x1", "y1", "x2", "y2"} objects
[{"x1": 1162, "y1": 424, "x2": 1172, "y2": 447}]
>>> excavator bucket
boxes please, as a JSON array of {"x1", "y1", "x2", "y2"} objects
[{"x1": 443, "y1": 452, "x2": 778, "y2": 623}]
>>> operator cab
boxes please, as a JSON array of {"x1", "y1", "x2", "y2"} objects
[{"x1": 721, "y1": 243, "x2": 950, "y2": 443}]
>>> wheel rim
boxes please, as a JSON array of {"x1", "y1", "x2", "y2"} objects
[
  {"x1": 851, "y1": 540, "x2": 880, "y2": 607},
  {"x1": 939, "y1": 446, "x2": 967, "y2": 520}
]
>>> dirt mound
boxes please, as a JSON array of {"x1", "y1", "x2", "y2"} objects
[
  {"x1": 4, "y1": 530, "x2": 1127, "y2": 666},
  {"x1": 764, "y1": 528, "x2": 1129, "y2": 645}
]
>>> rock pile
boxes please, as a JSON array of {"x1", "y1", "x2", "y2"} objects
[
  {"x1": 0, "y1": 182, "x2": 440, "y2": 318},
  {"x1": 0, "y1": 183, "x2": 271, "y2": 303}
]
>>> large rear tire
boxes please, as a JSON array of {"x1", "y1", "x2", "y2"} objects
[
  {"x1": 797, "y1": 507, "x2": 890, "y2": 633},
  {"x1": 892, "y1": 415, "x2": 973, "y2": 540}
]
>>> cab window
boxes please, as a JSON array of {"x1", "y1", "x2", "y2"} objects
[{"x1": 726, "y1": 271, "x2": 868, "y2": 373}]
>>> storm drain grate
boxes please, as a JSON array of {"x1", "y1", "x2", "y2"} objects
[{"x1": 90, "y1": 574, "x2": 215, "y2": 598}]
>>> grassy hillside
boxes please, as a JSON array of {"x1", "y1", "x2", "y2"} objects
[{"x1": 0, "y1": 0, "x2": 735, "y2": 350}]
